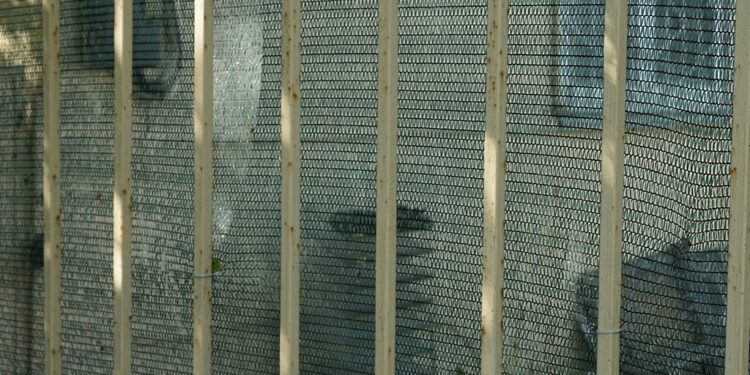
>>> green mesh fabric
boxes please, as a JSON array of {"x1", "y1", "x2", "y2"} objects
[
  {"x1": 129, "y1": 2, "x2": 195, "y2": 373},
  {"x1": 298, "y1": 1, "x2": 379, "y2": 373},
  {"x1": 0, "y1": 0, "x2": 742, "y2": 374},
  {"x1": 616, "y1": 1, "x2": 734, "y2": 373},
  {"x1": 58, "y1": 2, "x2": 115, "y2": 373},
  {"x1": 503, "y1": 2, "x2": 604, "y2": 373},
  {"x1": 396, "y1": 1, "x2": 486, "y2": 373},
  {"x1": 60, "y1": 1, "x2": 196, "y2": 373},
  {"x1": 211, "y1": 1, "x2": 282, "y2": 374},
  {"x1": 505, "y1": 1, "x2": 734, "y2": 374},
  {"x1": 0, "y1": 1, "x2": 44, "y2": 373}
]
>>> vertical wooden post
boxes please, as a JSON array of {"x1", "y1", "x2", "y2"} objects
[
  {"x1": 42, "y1": 1, "x2": 62, "y2": 374},
  {"x1": 280, "y1": 0, "x2": 302, "y2": 374},
  {"x1": 193, "y1": 0, "x2": 214, "y2": 374},
  {"x1": 113, "y1": 1, "x2": 133, "y2": 374},
  {"x1": 480, "y1": 1, "x2": 510, "y2": 374},
  {"x1": 375, "y1": 0, "x2": 398, "y2": 374},
  {"x1": 725, "y1": 0, "x2": 750, "y2": 373},
  {"x1": 597, "y1": 0, "x2": 628, "y2": 374}
]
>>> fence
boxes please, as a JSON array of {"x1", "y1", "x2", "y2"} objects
[{"x1": 1, "y1": 0, "x2": 749, "y2": 374}]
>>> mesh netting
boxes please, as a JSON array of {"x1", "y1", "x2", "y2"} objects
[
  {"x1": 0, "y1": 1, "x2": 44, "y2": 373},
  {"x1": 0, "y1": 0, "x2": 742, "y2": 374},
  {"x1": 211, "y1": 1, "x2": 282, "y2": 374},
  {"x1": 129, "y1": 1, "x2": 195, "y2": 373},
  {"x1": 58, "y1": 2, "x2": 115, "y2": 373},
  {"x1": 503, "y1": 1, "x2": 735, "y2": 374},
  {"x1": 298, "y1": 1, "x2": 379, "y2": 373},
  {"x1": 617, "y1": 1, "x2": 734, "y2": 373},
  {"x1": 502, "y1": 2, "x2": 604, "y2": 373},
  {"x1": 59, "y1": 1, "x2": 196, "y2": 373},
  {"x1": 396, "y1": 1, "x2": 486, "y2": 373}
]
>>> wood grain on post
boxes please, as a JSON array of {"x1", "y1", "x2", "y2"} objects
[
  {"x1": 280, "y1": 0, "x2": 302, "y2": 374},
  {"x1": 113, "y1": 0, "x2": 134, "y2": 374},
  {"x1": 193, "y1": 1, "x2": 214, "y2": 373},
  {"x1": 375, "y1": 0, "x2": 398, "y2": 373},
  {"x1": 597, "y1": 0, "x2": 628, "y2": 373},
  {"x1": 42, "y1": 0, "x2": 62, "y2": 373},
  {"x1": 480, "y1": 1, "x2": 510, "y2": 374},
  {"x1": 725, "y1": 0, "x2": 750, "y2": 372}
]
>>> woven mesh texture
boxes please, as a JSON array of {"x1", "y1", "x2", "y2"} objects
[
  {"x1": 0, "y1": 1, "x2": 45, "y2": 374},
  {"x1": 0, "y1": 0, "x2": 743, "y2": 374},
  {"x1": 59, "y1": 1, "x2": 196, "y2": 373},
  {"x1": 396, "y1": 1, "x2": 485, "y2": 373},
  {"x1": 564, "y1": 1, "x2": 735, "y2": 374},
  {"x1": 58, "y1": 1, "x2": 116, "y2": 372},
  {"x1": 617, "y1": 1, "x2": 734, "y2": 373},
  {"x1": 502, "y1": 1, "x2": 603, "y2": 373},
  {"x1": 211, "y1": 1, "x2": 282, "y2": 374},
  {"x1": 129, "y1": 2, "x2": 195, "y2": 374},
  {"x1": 298, "y1": 1, "x2": 379, "y2": 373}
]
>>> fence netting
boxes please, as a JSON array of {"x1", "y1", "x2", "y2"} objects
[
  {"x1": 0, "y1": 1, "x2": 44, "y2": 373},
  {"x1": 618, "y1": 1, "x2": 734, "y2": 373},
  {"x1": 0, "y1": 0, "x2": 741, "y2": 374}
]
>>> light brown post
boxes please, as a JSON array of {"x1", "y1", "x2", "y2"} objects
[
  {"x1": 725, "y1": 0, "x2": 750, "y2": 373},
  {"x1": 280, "y1": 0, "x2": 302, "y2": 374},
  {"x1": 113, "y1": 0, "x2": 134, "y2": 374},
  {"x1": 597, "y1": 0, "x2": 628, "y2": 373},
  {"x1": 375, "y1": 0, "x2": 398, "y2": 373},
  {"x1": 480, "y1": 0, "x2": 510, "y2": 374},
  {"x1": 193, "y1": 0, "x2": 214, "y2": 373},
  {"x1": 42, "y1": 0, "x2": 62, "y2": 374}
]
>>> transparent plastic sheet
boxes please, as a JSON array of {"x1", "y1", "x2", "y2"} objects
[
  {"x1": 298, "y1": 1, "x2": 379, "y2": 373},
  {"x1": 0, "y1": 2, "x2": 44, "y2": 373},
  {"x1": 211, "y1": 1, "x2": 282, "y2": 373}
]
